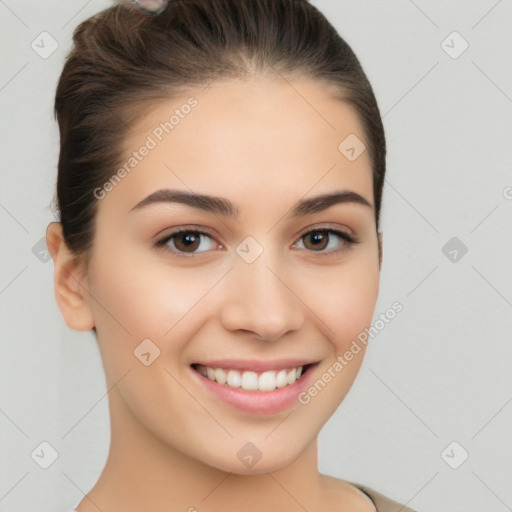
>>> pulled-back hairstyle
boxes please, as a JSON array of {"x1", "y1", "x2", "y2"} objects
[{"x1": 54, "y1": 0, "x2": 386, "y2": 267}]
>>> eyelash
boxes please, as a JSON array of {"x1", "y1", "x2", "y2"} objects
[{"x1": 154, "y1": 225, "x2": 361, "y2": 259}]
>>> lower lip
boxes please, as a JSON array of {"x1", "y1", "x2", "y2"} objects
[{"x1": 190, "y1": 364, "x2": 317, "y2": 414}]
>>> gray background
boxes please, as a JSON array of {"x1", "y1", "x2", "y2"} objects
[{"x1": 1, "y1": 1, "x2": 511, "y2": 510}]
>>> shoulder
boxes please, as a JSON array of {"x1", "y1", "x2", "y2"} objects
[
  {"x1": 320, "y1": 475, "x2": 377, "y2": 511},
  {"x1": 320, "y1": 474, "x2": 418, "y2": 512},
  {"x1": 346, "y1": 480, "x2": 419, "y2": 512}
]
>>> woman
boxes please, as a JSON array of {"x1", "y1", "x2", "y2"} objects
[{"x1": 47, "y1": 0, "x2": 417, "y2": 510}]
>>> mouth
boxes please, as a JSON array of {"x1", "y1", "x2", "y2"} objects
[
  {"x1": 191, "y1": 362, "x2": 313, "y2": 391},
  {"x1": 189, "y1": 360, "x2": 319, "y2": 414}
]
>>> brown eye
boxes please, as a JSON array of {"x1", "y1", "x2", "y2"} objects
[
  {"x1": 303, "y1": 230, "x2": 329, "y2": 251},
  {"x1": 154, "y1": 226, "x2": 358, "y2": 259},
  {"x1": 296, "y1": 228, "x2": 357, "y2": 254},
  {"x1": 173, "y1": 232, "x2": 201, "y2": 252},
  {"x1": 155, "y1": 229, "x2": 219, "y2": 255}
]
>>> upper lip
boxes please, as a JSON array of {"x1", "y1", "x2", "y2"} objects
[{"x1": 192, "y1": 359, "x2": 319, "y2": 372}]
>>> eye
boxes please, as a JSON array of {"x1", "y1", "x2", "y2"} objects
[
  {"x1": 154, "y1": 227, "x2": 221, "y2": 256},
  {"x1": 293, "y1": 228, "x2": 359, "y2": 255},
  {"x1": 154, "y1": 226, "x2": 360, "y2": 258}
]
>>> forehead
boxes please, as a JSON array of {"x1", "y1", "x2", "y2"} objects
[{"x1": 100, "y1": 77, "x2": 373, "y2": 216}]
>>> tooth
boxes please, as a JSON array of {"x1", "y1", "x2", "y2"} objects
[
  {"x1": 227, "y1": 370, "x2": 241, "y2": 388},
  {"x1": 259, "y1": 370, "x2": 277, "y2": 391},
  {"x1": 214, "y1": 368, "x2": 226, "y2": 385},
  {"x1": 286, "y1": 368, "x2": 297, "y2": 385},
  {"x1": 276, "y1": 369, "x2": 288, "y2": 388},
  {"x1": 241, "y1": 371, "x2": 259, "y2": 391},
  {"x1": 202, "y1": 365, "x2": 306, "y2": 390}
]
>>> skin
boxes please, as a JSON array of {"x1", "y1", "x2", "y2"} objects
[{"x1": 47, "y1": 76, "x2": 383, "y2": 512}]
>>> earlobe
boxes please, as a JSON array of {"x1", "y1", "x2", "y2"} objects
[{"x1": 46, "y1": 222, "x2": 95, "y2": 331}]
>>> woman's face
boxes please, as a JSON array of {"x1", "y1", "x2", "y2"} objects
[{"x1": 82, "y1": 77, "x2": 381, "y2": 473}]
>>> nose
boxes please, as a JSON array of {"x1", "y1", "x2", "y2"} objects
[{"x1": 220, "y1": 252, "x2": 304, "y2": 342}]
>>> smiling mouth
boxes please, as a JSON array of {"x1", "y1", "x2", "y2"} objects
[{"x1": 191, "y1": 363, "x2": 315, "y2": 392}]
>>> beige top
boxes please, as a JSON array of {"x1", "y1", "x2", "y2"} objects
[{"x1": 349, "y1": 481, "x2": 418, "y2": 512}]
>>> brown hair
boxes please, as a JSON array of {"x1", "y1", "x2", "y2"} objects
[{"x1": 53, "y1": 0, "x2": 386, "y2": 268}]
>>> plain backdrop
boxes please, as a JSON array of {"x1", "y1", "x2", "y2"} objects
[{"x1": 1, "y1": 1, "x2": 511, "y2": 511}]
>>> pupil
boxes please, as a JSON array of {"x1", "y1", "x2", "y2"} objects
[{"x1": 183, "y1": 234, "x2": 195, "y2": 245}]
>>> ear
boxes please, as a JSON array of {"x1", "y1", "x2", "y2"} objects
[
  {"x1": 378, "y1": 231, "x2": 383, "y2": 271},
  {"x1": 46, "y1": 222, "x2": 95, "y2": 331}
]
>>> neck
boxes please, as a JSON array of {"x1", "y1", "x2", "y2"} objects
[{"x1": 78, "y1": 389, "x2": 325, "y2": 512}]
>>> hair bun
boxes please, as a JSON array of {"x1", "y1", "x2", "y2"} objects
[{"x1": 117, "y1": 0, "x2": 169, "y2": 15}]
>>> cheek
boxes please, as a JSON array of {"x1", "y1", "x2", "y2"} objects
[
  {"x1": 86, "y1": 249, "x2": 227, "y2": 357},
  {"x1": 294, "y1": 260, "x2": 379, "y2": 419},
  {"x1": 299, "y1": 257, "x2": 380, "y2": 348}
]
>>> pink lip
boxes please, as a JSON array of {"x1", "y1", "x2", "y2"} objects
[
  {"x1": 191, "y1": 358, "x2": 316, "y2": 372},
  {"x1": 189, "y1": 362, "x2": 318, "y2": 415}
]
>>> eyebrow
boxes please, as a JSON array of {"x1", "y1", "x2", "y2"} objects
[{"x1": 129, "y1": 188, "x2": 373, "y2": 218}]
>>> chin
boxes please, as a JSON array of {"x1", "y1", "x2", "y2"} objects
[{"x1": 203, "y1": 440, "x2": 305, "y2": 475}]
